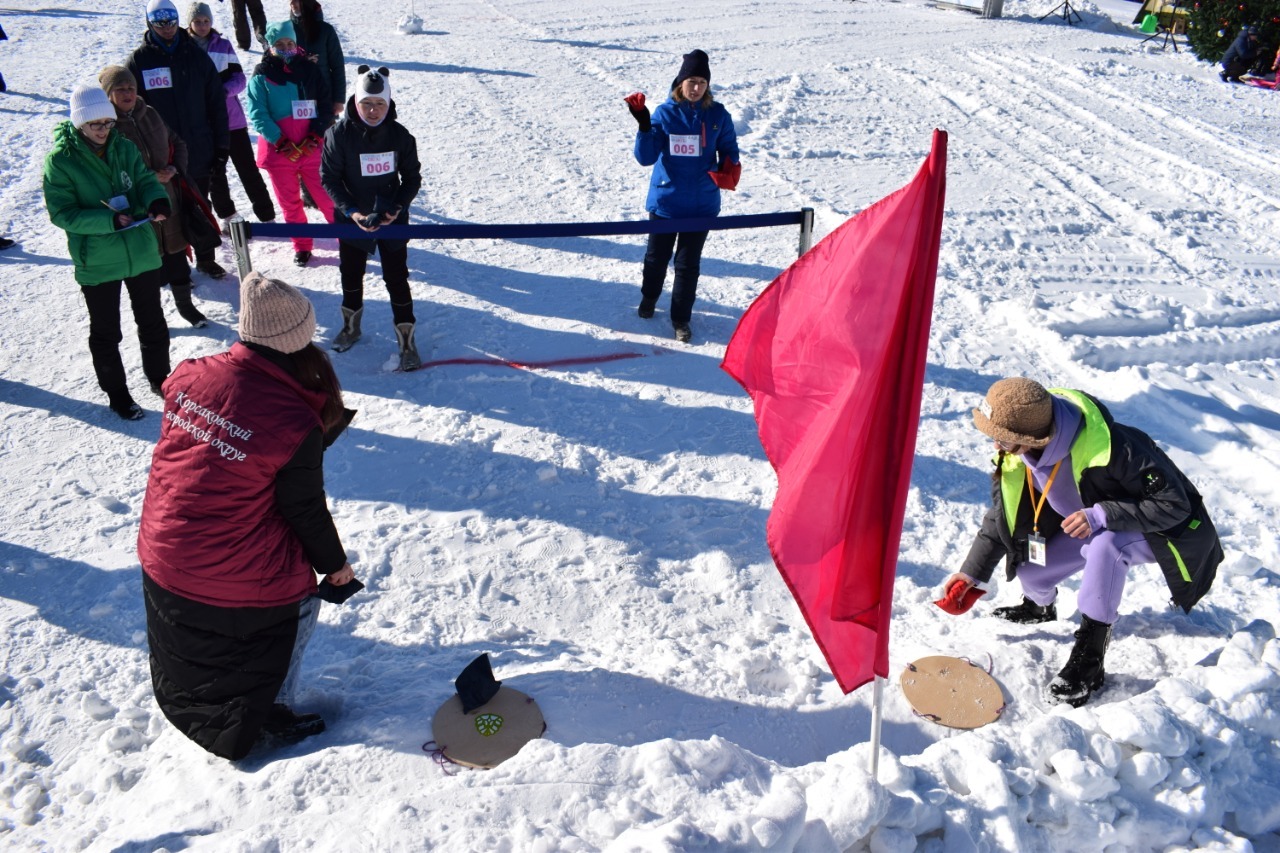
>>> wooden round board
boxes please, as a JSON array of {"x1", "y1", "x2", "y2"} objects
[
  {"x1": 900, "y1": 655, "x2": 1004, "y2": 729},
  {"x1": 431, "y1": 686, "x2": 546, "y2": 769}
]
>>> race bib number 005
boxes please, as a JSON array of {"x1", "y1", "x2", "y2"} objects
[
  {"x1": 292, "y1": 100, "x2": 317, "y2": 120},
  {"x1": 143, "y1": 68, "x2": 173, "y2": 90},
  {"x1": 669, "y1": 134, "x2": 701, "y2": 157},
  {"x1": 359, "y1": 152, "x2": 396, "y2": 177}
]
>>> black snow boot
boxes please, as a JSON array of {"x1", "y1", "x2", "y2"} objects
[
  {"x1": 1047, "y1": 614, "x2": 1112, "y2": 707},
  {"x1": 108, "y1": 391, "x2": 144, "y2": 421},
  {"x1": 171, "y1": 283, "x2": 208, "y2": 327},
  {"x1": 262, "y1": 703, "x2": 326, "y2": 743},
  {"x1": 993, "y1": 596, "x2": 1057, "y2": 624}
]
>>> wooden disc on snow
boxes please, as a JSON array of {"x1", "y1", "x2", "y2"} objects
[
  {"x1": 900, "y1": 655, "x2": 1004, "y2": 729},
  {"x1": 431, "y1": 686, "x2": 546, "y2": 769}
]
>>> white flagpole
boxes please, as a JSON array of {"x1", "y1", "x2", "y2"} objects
[{"x1": 869, "y1": 675, "x2": 884, "y2": 779}]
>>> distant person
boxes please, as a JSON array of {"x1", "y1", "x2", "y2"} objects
[
  {"x1": 1, "y1": 21, "x2": 8, "y2": 93},
  {"x1": 187, "y1": 2, "x2": 277, "y2": 228},
  {"x1": 290, "y1": 0, "x2": 345, "y2": 119},
  {"x1": 1220, "y1": 24, "x2": 1262, "y2": 83},
  {"x1": 138, "y1": 271, "x2": 358, "y2": 760},
  {"x1": 42, "y1": 85, "x2": 172, "y2": 420},
  {"x1": 100, "y1": 65, "x2": 208, "y2": 328},
  {"x1": 127, "y1": 0, "x2": 231, "y2": 279},
  {"x1": 321, "y1": 66, "x2": 424, "y2": 370},
  {"x1": 247, "y1": 20, "x2": 334, "y2": 267},
  {"x1": 625, "y1": 49, "x2": 740, "y2": 344},
  {"x1": 940, "y1": 378, "x2": 1223, "y2": 707},
  {"x1": 224, "y1": 0, "x2": 267, "y2": 51}
]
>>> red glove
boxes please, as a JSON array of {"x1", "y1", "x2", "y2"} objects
[
  {"x1": 623, "y1": 92, "x2": 651, "y2": 132},
  {"x1": 708, "y1": 161, "x2": 741, "y2": 191},
  {"x1": 934, "y1": 577, "x2": 987, "y2": 615}
]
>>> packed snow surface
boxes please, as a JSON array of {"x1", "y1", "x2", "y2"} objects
[{"x1": 1, "y1": 0, "x2": 1279, "y2": 850}]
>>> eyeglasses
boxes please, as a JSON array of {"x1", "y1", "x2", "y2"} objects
[
  {"x1": 994, "y1": 439, "x2": 1019, "y2": 452},
  {"x1": 86, "y1": 120, "x2": 117, "y2": 131},
  {"x1": 148, "y1": 14, "x2": 180, "y2": 27}
]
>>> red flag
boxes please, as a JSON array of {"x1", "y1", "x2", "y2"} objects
[{"x1": 721, "y1": 130, "x2": 947, "y2": 693}]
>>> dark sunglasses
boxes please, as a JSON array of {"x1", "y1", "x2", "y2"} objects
[{"x1": 148, "y1": 14, "x2": 180, "y2": 27}]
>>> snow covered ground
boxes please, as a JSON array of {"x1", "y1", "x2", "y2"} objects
[{"x1": 2, "y1": 0, "x2": 1280, "y2": 849}]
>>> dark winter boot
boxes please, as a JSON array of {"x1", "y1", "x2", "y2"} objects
[
  {"x1": 262, "y1": 703, "x2": 326, "y2": 743},
  {"x1": 395, "y1": 322, "x2": 422, "y2": 371},
  {"x1": 108, "y1": 391, "x2": 144, "y2": 421},
  {"x1": 993, "y1": 596, "x2": 1057, "y2": 624},
  {"x1": 331, "y1": 307, "x2": 362, "y2": 352},
  {"x1": 171, "y1": 283, "x2": 208, "y2": 328},
  {"x1": 1047, "y1": 614, "x2": 1112, "y2": 707}
]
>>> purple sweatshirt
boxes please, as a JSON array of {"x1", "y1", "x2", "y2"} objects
[
  {"x1": 196, "y1": 30, "x2": 248, "y2": 131},
  {"x1": 1021, "y1": 395, "x2": 1107, "y2": 532}
]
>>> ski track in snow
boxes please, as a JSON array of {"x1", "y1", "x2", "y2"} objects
[{"x1": 2, "y1": 0, "x2": 1280, "y2": 849}]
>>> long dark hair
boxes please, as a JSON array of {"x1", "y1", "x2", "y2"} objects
[
  {"x1": 291, "y1": 343, "x2": 346, "y2": 433},
  {"x1": 294, "y1": 0, "x2": 321, "y2": 45}
]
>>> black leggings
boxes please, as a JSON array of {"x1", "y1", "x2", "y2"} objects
[
  {"x1": 641, "y1": 218, "x2": 709, "y2": 326},
  {"x1": 209, "y1": 127, "x2": 274, "y2": 220},
  {"x1": 339, "y1": 239, "x2": 415, "y2": 325}
]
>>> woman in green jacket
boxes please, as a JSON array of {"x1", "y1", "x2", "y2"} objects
[{"x1": 43, "y1": 85, "x2": 173, "y2": 420}]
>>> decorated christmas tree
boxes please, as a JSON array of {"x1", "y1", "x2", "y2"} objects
[{"x1": 1187, "y1": 0, "x2": 1280, "y2": 66}]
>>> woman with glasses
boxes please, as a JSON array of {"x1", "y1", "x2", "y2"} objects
[
  {"x1": 940, "y1": 378, "x2": 1223, "y2": 708},
  {"x1": 127, "y1": 0, "x2": 230, "y2": 279},
  {"x1": 624, "y1": 49, "x2": 740, "y2": 344},
  {"x1": 42, "y1": 86, "x2": 172, "y2": 420}
]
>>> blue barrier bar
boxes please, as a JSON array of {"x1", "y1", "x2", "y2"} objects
[
  {"x1": 245, "y1": 211, "x2": 804, "y2": 241},
  {"x1": 229, "y1": 209, "x2": 814, "y2": 279}
]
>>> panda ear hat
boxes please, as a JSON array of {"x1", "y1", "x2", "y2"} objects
[{"x1": 355, "y1": 64, "x2": 392, "y2": 102}]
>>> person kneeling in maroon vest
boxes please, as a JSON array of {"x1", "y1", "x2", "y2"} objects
[{"x1": 138, "y1": 271, "x2": 358, "y2": 759}]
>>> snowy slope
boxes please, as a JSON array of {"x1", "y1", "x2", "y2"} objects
[{"x1": 1, "y1": 0, "x2": 1279, "y2": 850}]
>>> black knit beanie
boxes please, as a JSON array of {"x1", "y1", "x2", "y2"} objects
[{"x1": 675, "y1": 49, "x2": 711, "y2": 86}]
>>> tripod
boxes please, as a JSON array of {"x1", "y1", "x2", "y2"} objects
[
  {"x1": 1140, "y1": 3, "x2": 1187, "y2": 52},
  {"x1": 1040, "y1": 0, "x2": 1083, "y2": 25}
]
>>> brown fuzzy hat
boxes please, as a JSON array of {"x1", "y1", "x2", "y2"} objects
[
  {"x1": 98, "y1": 66, "x2": 137, "y2": 96},
  {"x1": 238, "y1": 271, "x2": 316, "y2": 353},
  {"x1": 973, "y1": 378, "x2": 1054, "y2": 448}
]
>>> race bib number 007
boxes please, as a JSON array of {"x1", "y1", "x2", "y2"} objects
[
  {"x1": 359, "y1": 152, "x2": 396, "y2": 177},
  {"x1": 669, "y1": 134, "x2": 701, "y2": 157},
  {"x1": 143, "y1": 68, "x2": 173, "y2": 90},
  {"x1": 292, "y1": 100, "x2": 317, "y2": 120}
]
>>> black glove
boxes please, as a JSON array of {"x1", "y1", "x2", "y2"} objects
[
  {"x1": 623, "y1": 93, "x2": 651, "y2": 133},
  {"x1": 148, "y1": 198, "x2": 173, "y2": 218}
]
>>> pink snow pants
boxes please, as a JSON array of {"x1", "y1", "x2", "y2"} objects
[{"x1": 261, "y1": 146, "x2": 333, "y2": 253}]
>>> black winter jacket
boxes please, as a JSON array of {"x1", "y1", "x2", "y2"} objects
[
  {"x1": 960, "y1": 389, "x2": 1222, "y2": 612},
  {"x1": 320, "y1": 99, "x2": 422, "y2": 241},
  {"x1": 127, "y1": 29, "x2": 230, "y2": 182}
]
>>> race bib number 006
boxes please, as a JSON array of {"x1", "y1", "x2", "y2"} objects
[
  {"x1": 669, "y1": 134, "x2": 701, "y2": 157},
  {"x1": 292, "y1": 100, "x2": 317, "y2": 120},
  {"x1": 143, "y1": 68, "x2": 173, "y2": 90},
  {"x1": 359, "y1": 152, "x2": 396, "y2": 177}
]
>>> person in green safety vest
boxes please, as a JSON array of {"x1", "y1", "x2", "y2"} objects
[{"x1": 942, "y1": 378, "x2": 1223, "y2": 707}]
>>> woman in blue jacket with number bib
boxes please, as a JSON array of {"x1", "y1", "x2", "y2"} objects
[{"x1": 625, "y1": 49, "x2": 740, "y2": 344}]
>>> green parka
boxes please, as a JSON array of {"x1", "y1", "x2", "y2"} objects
[{"x1": 42, "y1": 120, "x2": 167, "y2": 286}]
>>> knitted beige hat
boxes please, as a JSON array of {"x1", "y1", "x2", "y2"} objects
[
  {"x1": 98, "y1": 66, "x2": 137, "y2": 96},
  {"x1": 972, "y1": 378, "x2": 1054, "y2": 449},
  {"x1": 239, "y1": 271, "x2": 316, "y2": 354}
]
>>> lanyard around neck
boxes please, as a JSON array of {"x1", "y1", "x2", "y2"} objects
[{"x1": 1025, "y1": 460, "x2": 1062, "y2": 535}]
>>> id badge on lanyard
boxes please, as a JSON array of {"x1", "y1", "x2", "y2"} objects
[{"x1": 1027, "y1": 533, "x2": 1047, "y2": 566}]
